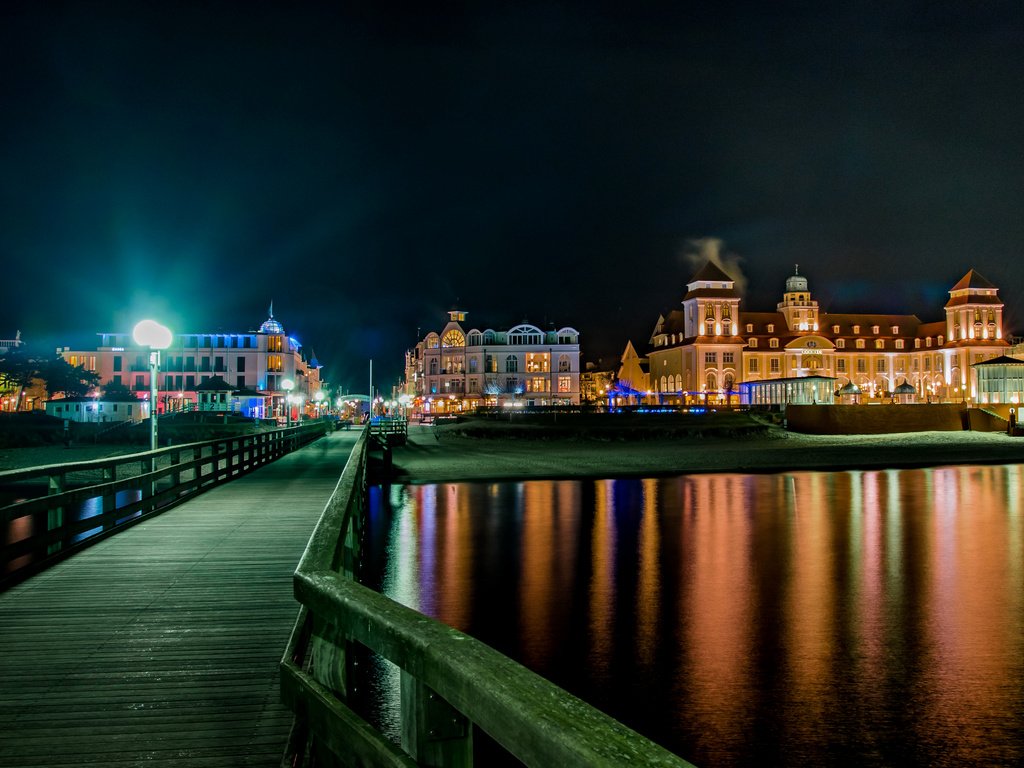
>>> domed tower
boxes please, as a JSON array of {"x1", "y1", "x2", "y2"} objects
[
  {"x1": 777, "y1": 265, "x2": 819, "y2": 332},
  {"x1": 258, "y1": 302, "x2": 285, "y2": 335}
]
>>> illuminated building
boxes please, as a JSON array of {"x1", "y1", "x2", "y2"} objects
[
  {"x1": 57, "y1": 307, "x2": 322, "y2": 419},
  {"x1": 405, "y1": 310, "x2": 581, "y2": 412},
  {"x1": 648, "y1": 262, "x2": 1010, "y2": 404}
]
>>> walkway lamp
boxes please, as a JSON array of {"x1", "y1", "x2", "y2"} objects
[
  {"x1": 314, "y1": 390, "x2": 324, "y2": 417},
  {"x1": 282, "y1": 378, "x2": 295, "y2": 426},
  {"x1": 132, "y1": 319, "x2": 173, "y2": 451}
]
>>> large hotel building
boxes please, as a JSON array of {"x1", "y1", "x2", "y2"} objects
[
  {"x1": 57, "y1": 308, "x2": 322, "y2": 419},
  {"x1": 405, "y1": 310, "x2": 581, "y2": 413},
  {"x1": 648, "y1": 262, "x2": 1012, "y2": 404}
]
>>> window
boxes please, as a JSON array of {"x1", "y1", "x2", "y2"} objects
[
  {"x1": 749, "y1": 338, "x2": 758, "y2": 348},
  {"x1": 876, "y1": 359, "x2": 886, "y2": 372},
  {"x1": 486, "y1": 355, "x2": 496, "y2": 373},
  {"x1": 856, "y1": 358, "x2": 867, "y2": 373},
  {"x1": 113, "y1": 356, "x2": 123, "y2": 372},
  {"x1": 505, "y1": 355, "x2": 518, "y2": 373},
  {"x1": 791, "y1": 358, "x2": 798, "y2": 369},
  {"x1": 505, "y1": 376, "x2": 518, "y2": 393},
  {"x1": 769, "y1": 338, "x2": 779, "y2": 348},
  {"x1": 837, "y1": 359, "x2": 846, "y2": 372},
  {"x1": 214, "y1": 356, "x2": 225, "y2": 372},
  {"x1": 767, "y1": 324, "x2": 775, "y2": 333},
  {"x1": 892, "y1": 326, "x2": 899, "y2": 334},
  {"x1": 895, "y1": 339, "x2": 904, "y2": 349},
  {"x1": 469, "y1": 358, "x2": 478, "y2": 373},
  {"x1": 925, "y1": 358, "x2": 931, "y2": 371},
  {"x1": 875, "y1": 340, "x2": 884, "y2": 349},
  {"x1": 723, "y1": 352, "x2": 734, "y2": 364},
  {"x1": 915, "y1": 339, "x2": 921, "y2": 349},
  {"x1": 186, "y1": 375, "x2": 195, "y2": 390},
  {"x1": 748, "y1": 358, "x2": 759, "y2": 372},
  {"x1": 705, "y1": 320, "x2": 714, "y2": 336},
  {"x1": 200, "y1": 357, "x2": 211, "y2": 372},
  {"x1": 872, "y1": 325, "x2": 880, "y2": 334},
  {"x1": 558, "y1": 354, "x2": 570, "y2": 372},
  {"x1": 429, "y1": 360, "x2": 438, "y2": 375},
  {"x1": 236, "y1": 376, "x2": 245, "y2": 389},
  {"x1": 704, "y1": 352, "x2": 717, "y2": 364},
  {"x1": 723, "y1": 320, "x2": 731, "y2": 336},
  {"x1": 770, "y1": 357, "x2": 780, "y2": 373},
  {"x1": 832, "y1": 325, "x2": 840, "y2": 334},
  {"x1": 134, "y1": 375, "x2": 145, "y2": 390},
  {"x1": 267, "y1": 354, "x2": 283, "y2": 372},
  {"x1": 526, "y1": 353, "x2": 549, "y2": 372},
  {"x1": 469, "y1": 379, "x2": 479, "y2": 392},
  {"x1": 836, "y1": 339, "x2": 845, "y2": 349},
  {"x1": 856, "y1": 339, "x2": 865, "y2": 349},
  {"x1": 558, "y1": 375, "x2": 571, "y2": 393},
  {"x1": 268, "y1": 335, "x2": 283, "y2": 353},
  {"x1": 853, "y1": 325, "x2": 860, "y2": 334},
  {"x1": 938, "y1": 335, "x2": 944, "y2": 345},
  {"x1": 746, "y1": 324, "x2": 753, "y2": 333},
  {"x1": 237, "y1": 356, "x2": 246, "y2": 372}
]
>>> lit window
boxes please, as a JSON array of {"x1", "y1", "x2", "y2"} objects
[
  {"x1": 895, "y1": 340, "x2": 904, "y2": 349},
  {"x1": 872, "y1": 325, "x2": 879, "y2": 334},
  {"x1": 853, "y1": 325, "x2": 860, "y2": 334},
  {"x1": 769, "y1": 338, "x2": 779, "y2": 348},
  {"x1": 875, "y1": 340, "x2": 884, "y2": 349},
  {"x1": 856, "y1": 339, "x2": 865, "y2": 349},
  {"x1": 749, "y1": 338, "x2": 758, "y2": 348},
  {"x1": 558, "y1": 375, "x2": 571, "y2": 393},
  {"x1": 746, "y1": 324, "x2": 753, "y2": 333},
  {"x1": 767, "y1": 324, "x2": 775, "y2": 333},
  {"x1": 836, "y1": 339, "x2": 845, "y2": 349}
]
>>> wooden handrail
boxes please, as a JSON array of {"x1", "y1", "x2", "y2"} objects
[
  {"x1": 1, "y1": 423, "x2": 327, "y2": 589},
  {"x1": 282, "y1": 426, "x2": 695, "y2": 767}
]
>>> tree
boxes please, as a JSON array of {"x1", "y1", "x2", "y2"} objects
[
  {"x1": 38, "y1": 357, "x2": 100, "y2": 399},
  {"x1": 101, "y1": 380, "x2": 138, "y2": 402},
  {"x1": 0, "y1": 348, "x2": 39, "y2": 411}
]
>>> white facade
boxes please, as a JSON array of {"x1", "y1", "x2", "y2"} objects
[
  {"x1": 406, "y1": 311, "x2": 582, "y2": 412},
  {"x1": 45, "y1": 397, "x2": 147, "y2": 423},
  {"x1": 58, "y1": 308, "x2": 322, "y2": 419}
]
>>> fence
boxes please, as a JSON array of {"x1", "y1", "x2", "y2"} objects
[
  {"x1": 281, "y1": 427, "x2": 694, "y2": 767},
  {"x1": 0, "y1": 423, "x2": 327, "y2": 589}
]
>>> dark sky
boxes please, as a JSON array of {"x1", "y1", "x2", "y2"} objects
[{"x1": 4, "y1": 2, "x2": 1024, "y2": 389}]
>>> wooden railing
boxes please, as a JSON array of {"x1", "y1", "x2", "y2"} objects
[
  {"x1": 281, "y1": 426, "x2": 695, "y2": 767},
  {"x1": 0, "y1": 423, "x2": 327, "y2": 589}
]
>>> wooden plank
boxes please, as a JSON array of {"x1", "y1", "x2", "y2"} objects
[{"x1": 0, "y1": 431, "x2": 362, "y2": 768}]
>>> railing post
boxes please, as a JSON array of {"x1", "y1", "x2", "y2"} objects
[
  {"x1": 400, "y1": 672, "x2": 473, "y2": 768},
  {"x1": 46, "y1": 471, "x2": 65, "y2": 555},
  {"x1": 102, "y1": 465, "x2": 116, "y2": 531},
  {"x1": 170, "y1": 449, "x2": 181, "y2": 490}
]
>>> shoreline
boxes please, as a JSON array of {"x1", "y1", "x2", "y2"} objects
[{"x1": 389, "y1": 424, "x2": 1024, "y2": 484}]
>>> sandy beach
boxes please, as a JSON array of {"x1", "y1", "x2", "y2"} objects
[
  {"x1": 389, "y1": 423, "x2": 1024, "y2": 484},
  {"x1": 5, "y1": 424, "x2": 1024, "y2": 483}
]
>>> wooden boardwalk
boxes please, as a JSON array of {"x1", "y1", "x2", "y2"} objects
[{"x1": 0, "y1": 430, "x2": 361, "y2": 767}]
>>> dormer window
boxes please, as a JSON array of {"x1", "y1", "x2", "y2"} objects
[
  {"x1": 926, "y1": 337, "x2": 932, "y2": 348},
  {"x1": 853, "y1": 325, "x2": 860, "y2": 334},
  {"x1": 746, "y1": 323, "x2": 753, "y2": 333},
  {"x1": 914, "y1": 338, "x2": 921, "y2": 349},
  {"x1": 749, "y1": 338, "x2": 758, "y2": 348},
  {"x1": 832, "y1": 325, "x2": 840, "y2": 334},
  {"x1": 892, "y1": 326, "x2": 899, "y2": 335},
  {"x1": 767, "y1": 324, "x2": 775, "y2": 333},
  {"x1": 872, "y1": 325, "x2": 880, "y2": 334},
  {"x1": 875, "y1": 340, "x2": 884, "y2": 349},
  {"x1": 856, "y1": 339, "x2": 865, "y2": 349},
  {"x1": 895, "y1": 339, "x2": 904, "y2": 349},
  {"x1": 836, "y1": 339, "x2": 845, "y2": 349},
  {"x1": 938, "y1": 335, "x2": 944, "y2": 345},
  {"x1": 769, "y1": 338, "x2": 779, "y2": 348}
]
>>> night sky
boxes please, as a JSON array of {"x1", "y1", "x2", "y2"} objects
[{"x1": 4, "y1": 3, "x2": 1024, "y2": 389}]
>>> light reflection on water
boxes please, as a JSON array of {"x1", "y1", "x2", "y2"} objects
[{"x1": 364, "y1": 466, "x2": 1024, "y2": 767}]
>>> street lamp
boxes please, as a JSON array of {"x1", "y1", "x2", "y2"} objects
[
  {"x1": 132, "y1": 319, "x2": 172, "y2": 451},
  {"x1": 314, "y1": 390, "x2": 325, "y2": 417},
  {"x1": 282, "y1": 378, "x2": 295, "y2": 426}
]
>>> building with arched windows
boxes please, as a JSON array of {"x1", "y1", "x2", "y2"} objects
[
  {"x1": 405, "y1": 310, "x2": 581, "y2": 412},
  {"x1": 647, "y1": 262, "x2": 1011, "y2": 405}
]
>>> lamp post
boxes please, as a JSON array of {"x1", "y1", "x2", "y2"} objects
[
  {"x1": 314, "y1": 390, "x2": 325, "y2": 418},
  {"x1": 282, "y1": 378, "x2": 295, "y2": 426},
  {"x1": 132, "y1": 319, "x2": 173, "y2": 451}
]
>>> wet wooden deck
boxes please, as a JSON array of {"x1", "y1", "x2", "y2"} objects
[{"x1": 0, "y1": 430, "x2": 361, "y2": 767}]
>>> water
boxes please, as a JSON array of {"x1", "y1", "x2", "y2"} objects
[{"x1": 363, "y1": 466, "x2": 1024, "y2": 767}]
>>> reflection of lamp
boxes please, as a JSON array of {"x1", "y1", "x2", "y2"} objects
[
  {"x1": 282, "y1": 378, "x2": 295, "y2": 426},
  {"x1": 132, "y1": 319, "x2": 172, "y2": 451}
]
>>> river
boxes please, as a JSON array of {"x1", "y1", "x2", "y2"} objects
[{"x1": 362, "y1": 465, "x2": 1024, "y2": 767}]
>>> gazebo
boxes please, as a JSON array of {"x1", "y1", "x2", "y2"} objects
[
  {"x1": 195, "y1": 376, "x2": 235, "y2": 412},
  {"x1": 893, "y1": 380, "x2": 916, "y2": 404},
  {"x1": 972, "y1": 355, "x2": 1024, "y2": 406},
  {"x1": 836, "y1": 381, "x2": 861, "y2": 404}
]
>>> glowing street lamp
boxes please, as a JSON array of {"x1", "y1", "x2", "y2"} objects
[
  {"x1": 314, "y1": 390, "x2": 325, "y2": 417},
  {"x1": 132, "y1": 319, "x2": 172, "y2": 451},
  {"x1": 282, "y1": 378, "x2": 295, "y2": 426}
]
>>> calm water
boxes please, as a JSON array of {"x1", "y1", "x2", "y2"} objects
[{"x1": 363, "y1": 466, "x2": 1024, "y2": 767}]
